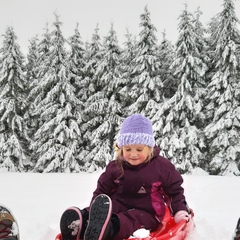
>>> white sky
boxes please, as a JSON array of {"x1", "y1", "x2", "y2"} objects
[{"x1": 1, "y1": 0, "x2": 240, "y2": 54}]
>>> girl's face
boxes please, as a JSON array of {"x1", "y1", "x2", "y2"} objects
[{"x1": 122, "y1": 144, "x2": 150, "y2": 166}]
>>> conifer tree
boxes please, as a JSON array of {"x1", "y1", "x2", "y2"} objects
[
  {"x1": 0, "y1": 26, "x2": 31, "y2": 171},
  {"x1": 157, "y1": 31, "x2": 176, "y2": 99},
  {"x1": 27, "y1": 24, "x2": 51, "y2": 164},
  {"x1": 25, "y1": 37, "x2": 40, "y2": 114},
  {"x1": 81, "y1": 25, "x2": 105, "y2": 169},
  {"x1": 193, "y1": 7, "x2": 208, "y2": 61},
  {"x1": 26, "y1": 36, "x2": 39, "y2": 84},
  {"x1": 151, "y1": 32, "x2": 176, "y2": 145},
  {"x1": 191, "y1": 7, "x2": 209, "y2": 127},
  {"x1": 154, "y1": 5, "x2": 207, "y2": 173},
  {"x1": 205, "y1": 17, "x2": 220, "y2": 80},
  {"x1": 84, "y1": 25, "x2": 103, "y2": 81},
  {"x1": 82, "y1": 24, "x2": 122, "y2": 171},
  {"x1": 24, "y1": 36, "x2": 40, "y2": 161},
  {"x1": 118, "y1": 29, "x2": 137, "y2": 114},
  {"x1": 37, "y1": 23, "x2": 51, "y2": 63},
  {"x1": 204, "y1": 0, "x2": 240, "y2": 175},
  {"x1": 68, "y1": 23, "x2": 86, "y2": 101},
  {"x1": 32, "y1": 14, "x2": 82, "y2": 172},
  {"x1": 82, "y1": 25, "x2": 103, "y2": 107},
  {"x1": 128, "y1": 6, "x2": 162, "y2": 116},
  {"x1": 67, "y1": 23, "x2": 88, "y2": 167}
]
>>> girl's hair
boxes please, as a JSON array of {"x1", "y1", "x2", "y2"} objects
[{"x1": 114, "y1": 143, "x2": 154, "y2": 177}]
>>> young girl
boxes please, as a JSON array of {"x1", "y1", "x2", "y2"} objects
[{"x1": 60, "y1": 114, "x2": 194, "y2": 240}]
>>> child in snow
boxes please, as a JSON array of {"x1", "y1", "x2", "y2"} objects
[
  {"x1": 59, "y1": 114, "x2": 194, "y2": 240},
  {"x1": 0, "y1": 205, "x2": 19, "y2": 240}
]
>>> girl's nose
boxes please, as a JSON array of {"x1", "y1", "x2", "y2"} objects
[{"x1": 130, "y1": 151, "x2": 138, "y2": 157}]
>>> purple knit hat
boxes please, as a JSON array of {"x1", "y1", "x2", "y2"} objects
[{"x1": 117, "y1": 114, "x2": 155, "y2": 148}]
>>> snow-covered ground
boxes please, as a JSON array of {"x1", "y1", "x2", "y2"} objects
[{"x1": 1, "y1": 171, "x2": 239, "y2": 240}]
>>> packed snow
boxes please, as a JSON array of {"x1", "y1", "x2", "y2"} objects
[{"x1": 1, "y1": 171, "x2": 239, "y2": 240}]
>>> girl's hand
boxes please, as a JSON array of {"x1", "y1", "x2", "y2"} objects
[
  {"x1": 174, "y1": 210, "x2": 189, "y2": 223},
  {"x1": 174, "y1": 210, "x2": 195, "y2": 233}
]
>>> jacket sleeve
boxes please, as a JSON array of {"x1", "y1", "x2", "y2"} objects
[
  {"x1": 90, "y1": 161, "x2": 118, "y2": 203},
  {"x1": 160, "y1": 158, "x2": 189, "y2": 214}
]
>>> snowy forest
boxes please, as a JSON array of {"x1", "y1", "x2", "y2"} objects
[{"x1": 0, "y1": 0, "x2": 240, "y2": 175}]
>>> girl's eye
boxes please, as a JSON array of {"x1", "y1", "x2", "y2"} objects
[{"x1": 137, "y1": 149, "x2": 143, "y2": 152}]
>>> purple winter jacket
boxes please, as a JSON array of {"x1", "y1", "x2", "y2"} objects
[{"x1": 91, "y1": 146, "x2": 188, "y2": 222}]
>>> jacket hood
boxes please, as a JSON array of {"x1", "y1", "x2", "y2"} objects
[{"x1": 153, "y1": 145, "x2": 160, "y2": 158}]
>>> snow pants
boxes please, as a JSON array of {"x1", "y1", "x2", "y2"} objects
[{"x1": 112, "y1": 206, "x2": 159, "y2": 240}]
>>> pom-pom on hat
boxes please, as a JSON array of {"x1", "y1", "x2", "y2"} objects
[{"x1": 117, "y1": 114, "x2": 155, "y2": 148}]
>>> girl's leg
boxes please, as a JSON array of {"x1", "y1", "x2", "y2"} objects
[
  {"x1": 84, "y1": 194, "x2": 113, "y2": 240},
  {"x1": 113, "y1": 209, "x2": 159, "y2": 240}
]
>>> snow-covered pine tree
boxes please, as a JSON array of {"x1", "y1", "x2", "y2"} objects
[
  {"x1": 83, "y1": 24, "x2": 103, "y2": 83},
  {"x1": 0, "y1": 26, "x2": 31, "y2": 172},
  {"x1": 157, "y1": 31, "x2": 176, "y2": 100},
  {"x1": 155, "y1": 5, "x2": 207, "y2": 173},
  {"x1": 81, "y1": 25, "x2": 105, "y2": 170},
  {"x1": 25, "y1": 36, "x2": 39, "y2": 139},
  {"x1": 118, "y1": 29, "x2": 137, "y2": 115},
  {"x1": 32, "y1": 13, "x2": 82, "y2": 173},
  {"x1": 67, "y1": 23, "x2": 88, "y2": 168},
  {"x1": 205, "y1": 16, "x2": 221, "y2": 75},
  {"x1": 24, "y1": 36, "x2": 40, "y2": 165},
  {"x1": 193, "y1": 7, "x2": 208, "y2": 63},
  {"x1": 27, "y1": 24, "x2": 51, "y2": 165},
  {"x1": 82, "y1": 25, "x2": 103, "y2": 107},
  {"x1": 82, "y1": 24, "x2": 123, "y2": 171},
  {"x1": 68, "y1": 23, "x2": 86, "y2": 101},
  {"x1": 26, "y1": 36, "x2": 40, "y2": 85},
  {"x1": 191, "y1": 7, "x2": 209, "y2": 128},
  {"x1": 204, "y1": 0, "x2": 240, "y2": 175},
  {"x1": 151, "y1": 32, "x2": 176, "y2": 146},
  {"x1": 128, "y1": 6, "x2": 163, "y2": 116},
  {"x1": 36, "y1": 23, "x2": 51, "y2": 63}
]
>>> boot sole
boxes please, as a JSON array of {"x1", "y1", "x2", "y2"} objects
[
  {"x1": 84, "y1": 194, "x2": 112, "y2": 240},
  {"x1": 60, "y1": 207, "x2": 82, "y2": 240}
]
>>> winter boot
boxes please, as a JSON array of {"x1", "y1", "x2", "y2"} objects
[
  {"x1": 60, "y1": 207, "x2": 83, "y2": 240},
  {"x1": 0, "y1": 205, "x2": 19, "y2": 240},
  {"x1": 84, "y1": 194, "x2": 113, "y2": 240}
]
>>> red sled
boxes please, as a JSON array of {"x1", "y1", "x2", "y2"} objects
[{"x1": 55, "y1": 205, "x2": 192, "y2": 240}]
